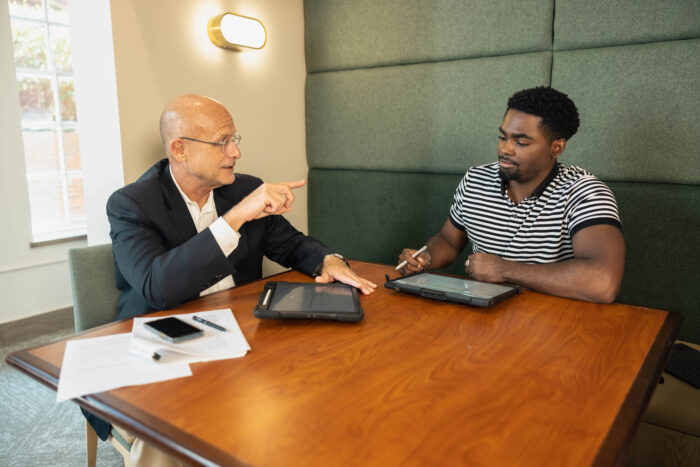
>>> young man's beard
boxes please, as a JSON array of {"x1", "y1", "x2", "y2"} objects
[
  {"x1": 498, "y1": 167, "x2": 520, "y2": 183},
  {"x1": 498, "y1": 155, "x2": 520, "y2": 183}
]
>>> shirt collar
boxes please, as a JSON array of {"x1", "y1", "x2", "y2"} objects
[
  {"x1": 500, "y1": 163, "x2": 560, "y2": 199},
  {"x1": 168, "y1": 165, "x2": 215, "y2": 213}
]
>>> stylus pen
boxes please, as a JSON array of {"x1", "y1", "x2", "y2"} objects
[
  {"x1": 262, "y1": 288, "x2": 272, "y2": 307},
  {"x1": 396, "y1": 245, "x2": 428, "y2": 270},
  {"x1": 193, "y1": 315, "x2": 227, "y2": 332}
]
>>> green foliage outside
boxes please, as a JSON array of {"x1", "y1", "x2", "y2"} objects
[
  {"x1": 59, "y1": 79, "x2": 76, "y2": 121},
  {"x1": 11, "y1": 3, "x2": 75, "y2": 122},
  {"x1": 12, "y1": 20, "x2": 47, "y2": 69},
  {"x1": 51, "y1": 25, "x2": 72, "y2": 72},
  {"x1": 18, "y1": 77, "x2": 55, "y2": 120},
  {"x1": 17, "y1": 77, "x2": 75, "y2": 122},
  {"x1": 12, "y1": 21, "x2": 72, "y2": 71}
]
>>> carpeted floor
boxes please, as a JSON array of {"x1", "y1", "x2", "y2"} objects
[{"x1": 0, "y1": 329, "x2": 123, "y2": 466}]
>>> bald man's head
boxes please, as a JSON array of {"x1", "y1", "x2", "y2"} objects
[
  {"x1": 160, "y1": 94, "x2": 241, "y2": 195},
  {"x1": 159, "y1": 94, "x2": 231, "y2": 156}
]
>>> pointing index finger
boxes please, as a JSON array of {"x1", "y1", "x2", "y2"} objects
[{"x1": 284, "y1": 179, "x2": 306, "y2": 189}]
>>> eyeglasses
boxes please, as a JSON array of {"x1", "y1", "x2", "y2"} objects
[{"x1": 179, "y1": 135, "x2": 242, "y2": 153}]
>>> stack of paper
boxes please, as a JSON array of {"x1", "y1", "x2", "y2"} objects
[
  {"x1": 131, "y1": 309, "x2": 251, "y2": 364},
  {"x1": 56, "y1": 309, "x2": 249, "y2": 402},
  {"x1": 56, "y1": 333, "x2": 191, "y2": 402}
]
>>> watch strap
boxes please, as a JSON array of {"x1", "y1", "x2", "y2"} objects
[{"x1": 313, "y1": 253, "x2": 349, "y2": 276}]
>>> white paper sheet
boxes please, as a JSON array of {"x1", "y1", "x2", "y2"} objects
[
  {"x1": 56, "y1": 333, "x2": 191, "y2": 402},
  {"x1": 131, "y1": 309, "x2": 251, "y2": 365}
]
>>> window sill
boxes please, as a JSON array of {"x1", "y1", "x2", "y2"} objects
[{"x1": 30, "y1": 234, "x2": 87, "y2": 248}]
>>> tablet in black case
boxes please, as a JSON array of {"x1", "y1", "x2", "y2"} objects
[
  {"x1": 254, "y1": 281, "x2": 364, "y2": 322},
  {"x1": 385, "y1": 272, "x2": 520, "y2": 308}
]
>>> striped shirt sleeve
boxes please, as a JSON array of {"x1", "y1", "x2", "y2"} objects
[
  {"x1": 565, "y1": 176, "x2": 622, "y2": 237},
  {"x1": 449, "y1": 171, "x2": 470, "y2": 231}
]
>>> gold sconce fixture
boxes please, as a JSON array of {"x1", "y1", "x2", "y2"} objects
[{"x1": 207, "y1": 12, "x2": 267, "y2": 50}]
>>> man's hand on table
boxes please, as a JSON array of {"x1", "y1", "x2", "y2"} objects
[
  {"x1": 314, "y1": 255, "x2": 377, "y2": 295},
  {"x1": 465, "y1": 252, "x2": 507, "y2": 282}
]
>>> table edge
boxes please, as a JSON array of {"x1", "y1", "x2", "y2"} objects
[
  {"x1": 593, "y1": 308, "x2": 682, "y2": 466},
  {"x1": 5, "y1": 338, "x2": 246, "y2": 466}
]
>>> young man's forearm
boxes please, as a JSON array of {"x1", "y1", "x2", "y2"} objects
[
  {"x1": 425, "y1": 233, "x2": 463, "y2": 270},
  {"x1": 490, "y1": 257, "x2": 621, "y2": 303}
]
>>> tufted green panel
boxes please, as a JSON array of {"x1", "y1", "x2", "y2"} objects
[
  {"x1": 304, "y1": 1, "x2": 700, "y2": 344},
  {"x1": 610, "y1": 181, "x2": 700, "y2": 343},
  {"x1": 552, "y1": 39, "x2": 700, "y2": 184},
  {"x1": 304, "y1": 0, "x2": 553, "y2": 73},
  {"x1": 308, "y1": 169, "x2": 471, "y2": 276},
  {"x1": 554, "y1": 0, "x2": 700, "y2": 51},
  {"x1": 307, "y1": 53, "x2": 551, "y2": 174}
]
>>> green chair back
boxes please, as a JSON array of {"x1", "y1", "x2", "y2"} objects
[{"x1": 68, "y1": 244, "x2": 120, "y2": 332}]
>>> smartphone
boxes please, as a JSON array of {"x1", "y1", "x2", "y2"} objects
[{"x1": 144, "y1": 317, "x2": 203, "y2": 343}]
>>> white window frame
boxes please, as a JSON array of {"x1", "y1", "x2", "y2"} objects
[{"x1": 9, "y1": 0, "x2": 86, "y2": 244}]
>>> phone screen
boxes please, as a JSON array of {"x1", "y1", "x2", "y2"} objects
[{"x1": 145, "y1": 317, "x2": 202, "y2": 339}]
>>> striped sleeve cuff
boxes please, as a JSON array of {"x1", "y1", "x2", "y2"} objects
[
  {"x1": 570, "y1": 218, "x2": 622, "y2": 238},
  {"x1": 449, "y1": 213, "x2": 467, "y2": 232}
]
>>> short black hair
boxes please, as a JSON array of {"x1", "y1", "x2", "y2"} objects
[{"x1": 507, "y1": 87, "x2": 580, "y2": 140}]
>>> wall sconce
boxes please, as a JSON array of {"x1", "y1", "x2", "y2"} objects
[{"x1": 207, "y1": 12, "x2": 267, "y2": 50}]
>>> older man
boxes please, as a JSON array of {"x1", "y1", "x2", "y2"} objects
[
  {"x1": 89, "y1": 94, "x2": 376, "y2": 465},
  {"x1": 108, "y1": 94, "x2": 375, "y2": 321}
]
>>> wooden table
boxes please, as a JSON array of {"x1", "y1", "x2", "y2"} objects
[{"x1": 6, "y1": 261, "x2": 680, "y2": 466}]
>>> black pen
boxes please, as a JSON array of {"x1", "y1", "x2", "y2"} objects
[
  {"x1": 132, "y1": 346, "x2": 161, "y2": 361},
  {"x1": 193, "y1": 315, "x2": 227, "y2": 332}
]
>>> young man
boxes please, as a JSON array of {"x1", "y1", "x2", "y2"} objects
[{"x1": 398, "y1": 87, "x2": 625, "y2": 303}]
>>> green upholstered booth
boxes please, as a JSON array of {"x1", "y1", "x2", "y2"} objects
[{"x1": 304, "y1": 0, "x2": 700, "y2": 348}]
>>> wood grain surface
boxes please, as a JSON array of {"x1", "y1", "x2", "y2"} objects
[{"x1": 7, "y1": 261, "x2": 678, "y2": 466}]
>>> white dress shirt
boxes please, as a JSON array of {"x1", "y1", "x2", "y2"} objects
[{"x1": 169, "y1": 167, "x2": 240, "y2": 296}]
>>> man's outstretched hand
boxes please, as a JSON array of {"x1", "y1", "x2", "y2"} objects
[{"x1": 314, "y1": 255, "x2": 377, "y2": 295}]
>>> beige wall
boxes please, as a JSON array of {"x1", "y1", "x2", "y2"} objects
[{"x1": 109, "y1": 0, "x2": 309, "y2": 244}]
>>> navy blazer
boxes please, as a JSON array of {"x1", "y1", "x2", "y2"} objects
[
  {"x1": 107, "y1": 159, "x2": 332, "y2": 321},
  {"x1": 86, "y1": 159, "x2": 332, "y2": 441}
]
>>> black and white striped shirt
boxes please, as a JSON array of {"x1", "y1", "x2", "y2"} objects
[{"x1": 449, "y1": 162, "x2": 621, "y2": 263}]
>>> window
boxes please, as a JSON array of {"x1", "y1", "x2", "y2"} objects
[{"x1": 9, "y1": 0, "x2": 85, "y2": 243}]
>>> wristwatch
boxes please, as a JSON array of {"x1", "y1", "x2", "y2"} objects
[{"x1": 313, "y1": 253, "x2": 349, "y2": 276}]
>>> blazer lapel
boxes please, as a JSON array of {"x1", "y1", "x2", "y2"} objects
[
  {"x1": 214, "y1": 187, "x2": 248, "y2": 268},
  {"x1": 160, "y1": 166, "x2": 198, "y2": 242}
]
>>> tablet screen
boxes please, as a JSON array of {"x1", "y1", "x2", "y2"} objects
[
  {"x1": 391, "y1": 273, "x2": 515, "y2": 299},
  {"x1": 268, "y1": 282, "x2": 357, "y2": 313}
]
